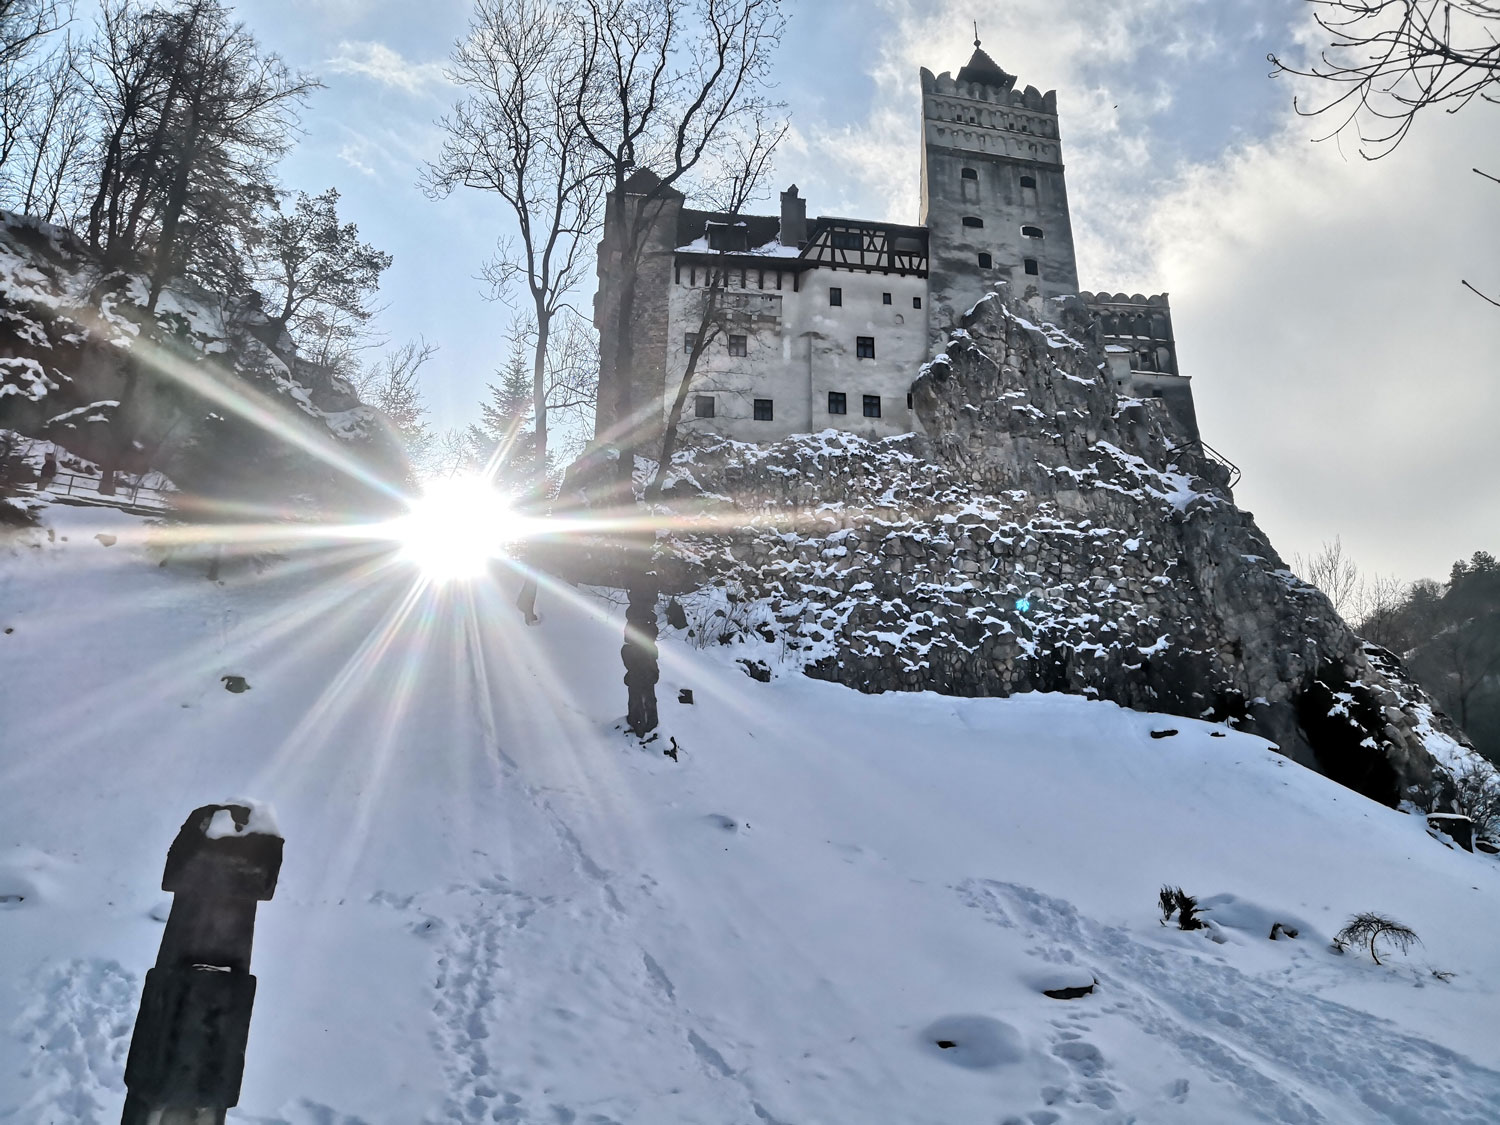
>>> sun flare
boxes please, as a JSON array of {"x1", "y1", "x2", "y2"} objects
[{"x1": 394, "y1": 475, "x2": 525, "y2": 581}]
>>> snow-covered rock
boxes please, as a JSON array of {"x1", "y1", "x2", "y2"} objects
[
  {"x1": 0, "y1": 212, "x2": 404, "y2": 517},
  {"x1": 564, "y1": 285, "x2": 1480, "y2": 810}
]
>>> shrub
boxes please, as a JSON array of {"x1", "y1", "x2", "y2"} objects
[
  {"x1": 1158, "y1": 886, "x2": 1205, "y2": 931},
  {"x1": 1450, "y1": 762, "x2": 1500, "y2": 840},
  {"x1": 1332, "y1": 913, "x2": 1421, "y2": 965}
]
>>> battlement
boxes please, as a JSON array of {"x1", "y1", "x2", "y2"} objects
[{"x1": 920, "y1": 66, "x2": 1058, "y2": 114}]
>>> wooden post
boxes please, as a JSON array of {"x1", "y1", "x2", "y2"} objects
[{"x1": 121, "y1": 804, "x2": 283, "y2": 1125}]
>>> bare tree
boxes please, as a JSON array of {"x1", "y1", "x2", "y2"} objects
[
  {"x1": 81, "y1": 0, "x2": 319, "y2": 301},
  {"x1": 1270, "y1": 2, "x2": 1499, "y2": 302},
  {"x1": 645, "y1": 115, "x2": 782, "y2": 502},
  {"x1": 1294, "y1": 536, "x2": 1364, "y2": 617},
  {"x1": 572, "y1": 0, "x2": 786, "y2": 736},
  {"x1": 0, "y1": 0, "x2": 67, "y2": 176},
  {"x1": 429, "y1": 0, "x2": 605, "y2": 493},
  {"x1": 1332, "y1": 912, "x2": 1421, "y2": 964},
  {"x1": 356, "y1": 338, "x2": 439, "y2": 484},
  {"x1": 1270, "y1": 0, "x2": 1499, "y2": 157},
  {"x1": 1355, "y1": 570, "x2": 1411, "y2": 648},
  {"x1": 1449, "y1": 759, "x2": 1500, "y2": 836}
]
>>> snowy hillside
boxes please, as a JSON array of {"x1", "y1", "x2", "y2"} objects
[{"x1": 3, "y1": 504, "x2": 1499, "y2": 1124}]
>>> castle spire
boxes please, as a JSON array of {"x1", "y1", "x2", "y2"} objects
[{"x1": 955, "y1": 34, "x2": 1016, "y2": 92}]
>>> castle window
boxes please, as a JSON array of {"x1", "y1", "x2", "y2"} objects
[
  {"x1": 961, "y1": 168, "x2": 978, "y2": 180},
  {"x1": 962, "y1": 216, "x2": 984, "y2": 228},
  {"x1": 977, "y1": 252, "x2": 992, "y2": 268},
  {"x1": 863, "y1": 394, "x2": 882, "y2": 418},
  {"x1": 1021, "y1": 225, "x2": 1044, "y2": 239},
  {"x1": 856, "y1": 336, "x2": 875, "y2": 359},
  {"x1": 1023, "y1": 258, "x2": 1039, "y2": 276},
  {"x1": 882, "y1": 292, "x2": 892, "y2": 305},
  {"x1": 727, "y1": 334, "x2": 747, "y2": 356},
  {"x1": 1019, "y1": 174, "x2": 1037, "y2": 189},
  {"x1": 831, "y1": 230, "x2": 863, "y2": 251},
  {"x1": 907, "y1": 392, "x2": 914, "y2": 409},
  {"x1": 695, "y1": 395, "x2": 715, "y2": 418},
  {"x1": 757, "y1": 270, "x2": 765, "y2": 290},
  {"x1": 753, "y1": 398, "x2": 774, "y2": 421},
  {"x1": 828, "y1": 391, "x2": 847, "y2": 415},
  {"x1": 829, "y1": 286, "x2": 843, "y2": 306},
  {"x1": 683, "y1": 332, "x2": 697, "y2": 354},
  {"x1": 913, "y1": 296, "x2": 922, "y2": 309}
]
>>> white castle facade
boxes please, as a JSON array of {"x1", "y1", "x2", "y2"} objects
[{"x1": 593, "y1": 44, "x2": 1197, "y2": 448}]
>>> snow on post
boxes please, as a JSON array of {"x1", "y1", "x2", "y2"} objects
[{"x1": 121, "y1": 802, "x2": 283, "y2": 1125}]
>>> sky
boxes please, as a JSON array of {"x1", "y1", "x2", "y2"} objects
[{"x1": 232, "y1": 0, "x2": 1498, "y2": 585}]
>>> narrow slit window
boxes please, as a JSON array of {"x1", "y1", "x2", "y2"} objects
[
  {"x1": 829, "y1": 286, "x2": 843, "y2": 307},
  {"x1": 862, "y1": 394, "x2": 881, "y2": 418},
  {"x1": 906, "y1": 392, "x2": 914, "y2": 409},
  {"x1": 827, "y1": 391, "x2": 847, "y2": 415},
  {"x1": 683, "y1": 333, "x2": 696, "y2": 354},
  {"x1": 727, "y1": 334, "x2": 747, "y2": 357},
  {"x1": 753, "y1": 398, "x2": 774, "y2": 421},
  {"x1": 694, "y1": 395, "x2": 715, "y2": 418},
  {"x1": 856, "y1": 336, "x2": 875, "y2": 359}
]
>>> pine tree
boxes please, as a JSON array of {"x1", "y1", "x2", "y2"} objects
[{"x1": 472, "y1": 336, "x2": 545, "y2": 494}]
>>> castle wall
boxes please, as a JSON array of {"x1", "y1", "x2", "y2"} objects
[
  {"x1": 593, "y1": 190, "x2": 682, "y2": 449},
  {"x1": 667, "y1": 261, "x2": 929, "y2": 442}
]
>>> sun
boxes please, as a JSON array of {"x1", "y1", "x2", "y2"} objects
[{"x1": 394, "y1": 474, "x2": 526, "y2": 581}]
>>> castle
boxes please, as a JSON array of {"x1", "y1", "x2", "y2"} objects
[{"x1": 592, "y1": 42, "x2": 1198, "y2": 448}]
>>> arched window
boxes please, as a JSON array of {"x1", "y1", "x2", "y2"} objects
[
  {"x1": 961, "y1": 168, "x2": 978, "y2": 180},
  {"x1": 1021, "y1": 224, "x2": 1044, "y2": 239},
  {"x1": 962, "y1": 216, "x2": 984, "y2": 228}
]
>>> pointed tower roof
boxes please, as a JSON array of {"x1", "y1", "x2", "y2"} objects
[{"x1": 956, "y1": 29, "x2": 1016, "y2": 92}]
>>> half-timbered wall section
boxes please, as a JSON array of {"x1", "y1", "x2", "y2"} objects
[{"x1": 666, "y1": 211, "x2": 930, "y2": 443}]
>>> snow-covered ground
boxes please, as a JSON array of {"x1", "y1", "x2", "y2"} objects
[{"x1": 2, "y1": 505, "x2": 1498, "y2": 1124}]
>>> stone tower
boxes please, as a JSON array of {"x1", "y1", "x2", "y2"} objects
[{"x1": 920, "y1": 42, "x2": 1081, "y2": 336}]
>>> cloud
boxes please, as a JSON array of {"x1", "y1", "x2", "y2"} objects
[{"x1": 326, "y1": 40, "x2": 448, "y2": 96}]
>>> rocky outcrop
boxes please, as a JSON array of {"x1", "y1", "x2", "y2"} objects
[
  {"x1": 0, "y1": 212, "x2": 404, "y2": 514},
  {"x1": 572, "y1": 284, "x2": 1478, "y2": 810}
]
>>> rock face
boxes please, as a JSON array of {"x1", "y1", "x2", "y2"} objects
[
  {"x1": 0, "y1": 213, "x2": 404, "y2": 514},
  {"x1": 590, "y1": 284, "x2": 1476, "y2": 809}
]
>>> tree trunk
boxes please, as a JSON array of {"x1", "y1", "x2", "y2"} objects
[
  {"x1": 647, "y1": 274, "x2": 721, "y2": 503},
  {"x1": 611, "y1": 237, "x2": 660, "y2": 734},
  {"x1": 148, "y1": 114, "x2": 201, "y2": 312},
  {"x1": 515, "y1": 301, "x2": 552, "y2": 626}
]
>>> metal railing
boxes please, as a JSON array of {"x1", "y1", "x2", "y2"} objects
[
  {"x1": 1169, "y1": 438, "x2": 1241, "y2": 490},
  {"x1": 39, "y1": 470, "x2": 175, "y2": 512}
]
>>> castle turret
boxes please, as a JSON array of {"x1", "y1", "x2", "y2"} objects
[{"x1": 919, "y1": 40, "x2": 1081, "y2": 337}]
